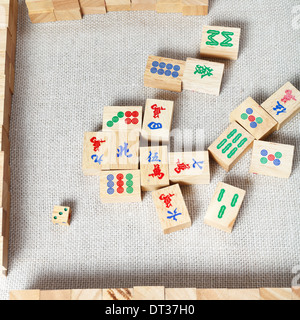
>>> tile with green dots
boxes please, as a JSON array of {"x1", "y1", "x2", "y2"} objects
[
  {"x1": 102, "y1": 106, "x2": 142, "y2": 132},
  {"x1": 230, "y1": 97, "x2": 278, "y2": 140},
  {"x1": 99, "y1": 170, "x2": 141, "y2": 204},
  {"x1": 52, "y1": 206, "x2": 71, "y2": 226},
  {"x1": 249, "y1": 140, "x2": 295, "y2": 178}
]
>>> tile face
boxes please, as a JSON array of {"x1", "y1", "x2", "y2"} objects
[
  {"x1": 152, "y1": 184, "x2": 191, "y2": 234},
  {"x1": 144, "y1": 55, "x2": 185, "y2": 92},
  {"x1": 140, "y1": 146, "x2": 169, "y2": 191},
  {"x1": 99, "y1": 170, "x2": 141, "y2": 203},
  {"x1": 141, "y1": 99, "x2": 174, "y2": 143},
  {"x1": 249, "y1": 140, "x2": 294, "y2": 178},
  {"x1": 109, "y1": 131, "x2": 140, "y2": 170},
  {"x1": 230, "y1": 97, "x2": 278, "y2": 140},
  {"x1": 204, "y1": 182, "x2": 246, "y2": 233},
  {"x1": 165, "y1": 288, "x2": 197, "y2": 300},
  {"x1": 182, "y1": 0, "x2": 209, "y2": 16},
  {"x1": 82, "y1": 132, "x2": 112, "y2": 175},
  {"x1": 259, "y1": 288, "x2": 292, "y2": 300},
  {"x1": 200, "y1": 25, "x2": 241, "y2": 60},
  {"x1": 208, "y1": 121, "x2": 254, "y2": 172},
  {"x1": 52, "y1": 206, "x2": 71, "y2": 226},
  {"x1": 102, "y1": 106, "x2": 142, "y2": 132},
  {"x1": 103, "y1": 288, "x2": 133, "y2": 300},
  {"x1": 133, "y1": 286, "x2": 165, "y2": 300},
  {"x1": 169, "y1": 151, "x2": 210, "y2": 185},
  {"x1": 261, "y1": 82, "x2": 300, "y2": 130},
  {"x1": 182, "y1": 57, "x2": 224, "y2": 96}
]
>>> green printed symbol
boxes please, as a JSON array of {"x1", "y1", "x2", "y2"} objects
[
  {"x1": 220, "y1": 31, "x2": 234, "y2": 47},
  {"x1": 228, "y1": 147, "x2": 238, "y2": 159},
  {"x1": 227, "y1": 129, "x2": 237, "y2": 139},
  {"x1": 222, "y1": 143, "x2": 232, "y2": 154},
  {"x1": 232, "y1": 133, "x2": 242, "y2": 144},
  {"x1": 217, "y1": 139, "x2": 227, "y2": 150},
  {"x1": 206, "y1": 30, "x2": 220, "y2": 46},
  {"x1": 218, "y1": 189, "x2": 225, "y2": 202},
  {"x1": 216, "y1": 128, "x2": 249, "y2": 160},
  {"x1": 106, "y1": 111, "x2": 125, "y2": 128},
  {"x1": 206, "y1": 30, "x2": 235, "y2": 48},
  {"x1": 231, "y1": 194, "x2": 239, "y2": 207},
  {"x1": 126, "y1": 173, "x2": 134, "y2": 194},
  {"x1": 218, "y1": 205, "x2": 226, "y2": 219}
]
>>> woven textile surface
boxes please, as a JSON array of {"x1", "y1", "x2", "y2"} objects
[{"x1": 0, "y1": 0, "x2": 300, "y2": 300}]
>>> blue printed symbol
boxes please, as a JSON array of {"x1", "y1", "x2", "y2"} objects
[
  {"x1": 107, "y1": 174, "x2": 114, "y2": 195},
  {"x1": 117, "y1": 142, "x2": 133, "y2": 158},
  {"x1": 192, "y1": 159, "x2": 204, "y2": 170},
  {"x1": 167, "y1": 208, "x2": 182, "y2": 222},
  {"x1": 91, "y1": 154, "x2": 103, "y2": 165},
  {"x1": 148, "y1": 122, "x2": 163, "y2": 130},
  {"x1": 273, "y1": 101, "x2": 287, "y2": 115},
  {"x1": 148, "y1": 151, "x2": 161, "y2": 163},
  {"x1": 151, "y1": 61, "x2": 180, "y2": 79}
]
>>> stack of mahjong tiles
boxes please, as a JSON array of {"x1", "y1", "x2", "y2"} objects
[
  {"x1": 144, "y1": 25, "x2": 241, "y2": 95},
  {"x1": 0, "y1": 0, "x2": 18, "y2": 277},
  {"x1": 25, "y1": 0, "x2": 209, "y2": 24},
  {"x1": 82, "y1": 99, "x2": 211, "y2": 235}
]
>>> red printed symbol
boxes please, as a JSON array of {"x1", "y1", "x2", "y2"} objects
[
  {"x1": 116, "y1": 174, "x2": 124, "y2": 194},
  {"x1": 159, "y1": 193, "x2": 175, "y2": 208},
  {"x1": 281, "y1": 90, "x2": 296, "y2": 104},
  {"x1": 174, "y1": 159, "x2": 190, "y2": 174},
  {"x1": 149, "y1": 164, "x2": 165, "y2": 180},
  {"x1": 90, "y1": 137, "x2": 106, "y2": 152},
  {"x1": 125, "y1": 111, "x2": 139, "y2": 125},
  {"x1": 151, "y1": 104, "x2": 166, "y2": 119}
]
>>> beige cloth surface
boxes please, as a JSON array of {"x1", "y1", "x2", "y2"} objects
[{"x1": 0, "y1": 0, "x2": 299, "y2": 299}]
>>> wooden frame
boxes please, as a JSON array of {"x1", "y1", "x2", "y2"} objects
[{"x1": 1, "y1": 2, "x2": 299, "y2": 301}]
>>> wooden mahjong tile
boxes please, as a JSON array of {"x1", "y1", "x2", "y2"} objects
[
  {"x1": 249, "y1": 140, "x2": 295, "y2": 178},
  {"x1": 200, "y1": 25, "x2": 241, "y2": 60},
  {"x1": 99, "y1": 170, "x2": 141, "y2": 203},
  {"x1": 140, "y1": 146, "x2": 169, "y2": 191},
  {"x1": 261, "y1": 82, "x2": 300, "y2": 130},
  {"x1": 141, "y1": 99, "x2": 174, "y2": 143},
  {"x1": 182, "y1": 57, "x2": 224, "y2": 96},
  {"x1": 204, "y1": 182, "x2": 246, "y2": 233},
  {"x1": 168, "y1": 151, "x2": 210, "y2": 185},
  {"x1": 109, "y1": 130, "x2": 140, "y2": 170},
  {"x1": 208, "y1": 121, "x2": 254, "y2": 172},
  {"x1": 230, "y1": 97, "x2": 278, "y2": 140},
  {"x1": 152, "y1": 184, "x2": 191, "y2": 234},
  {"x1": 144, "y1": 55, "x2": 185, "y2": 92},
  {"x1": 82, "y1": 132, "x2": 111, "y2": 175}
]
